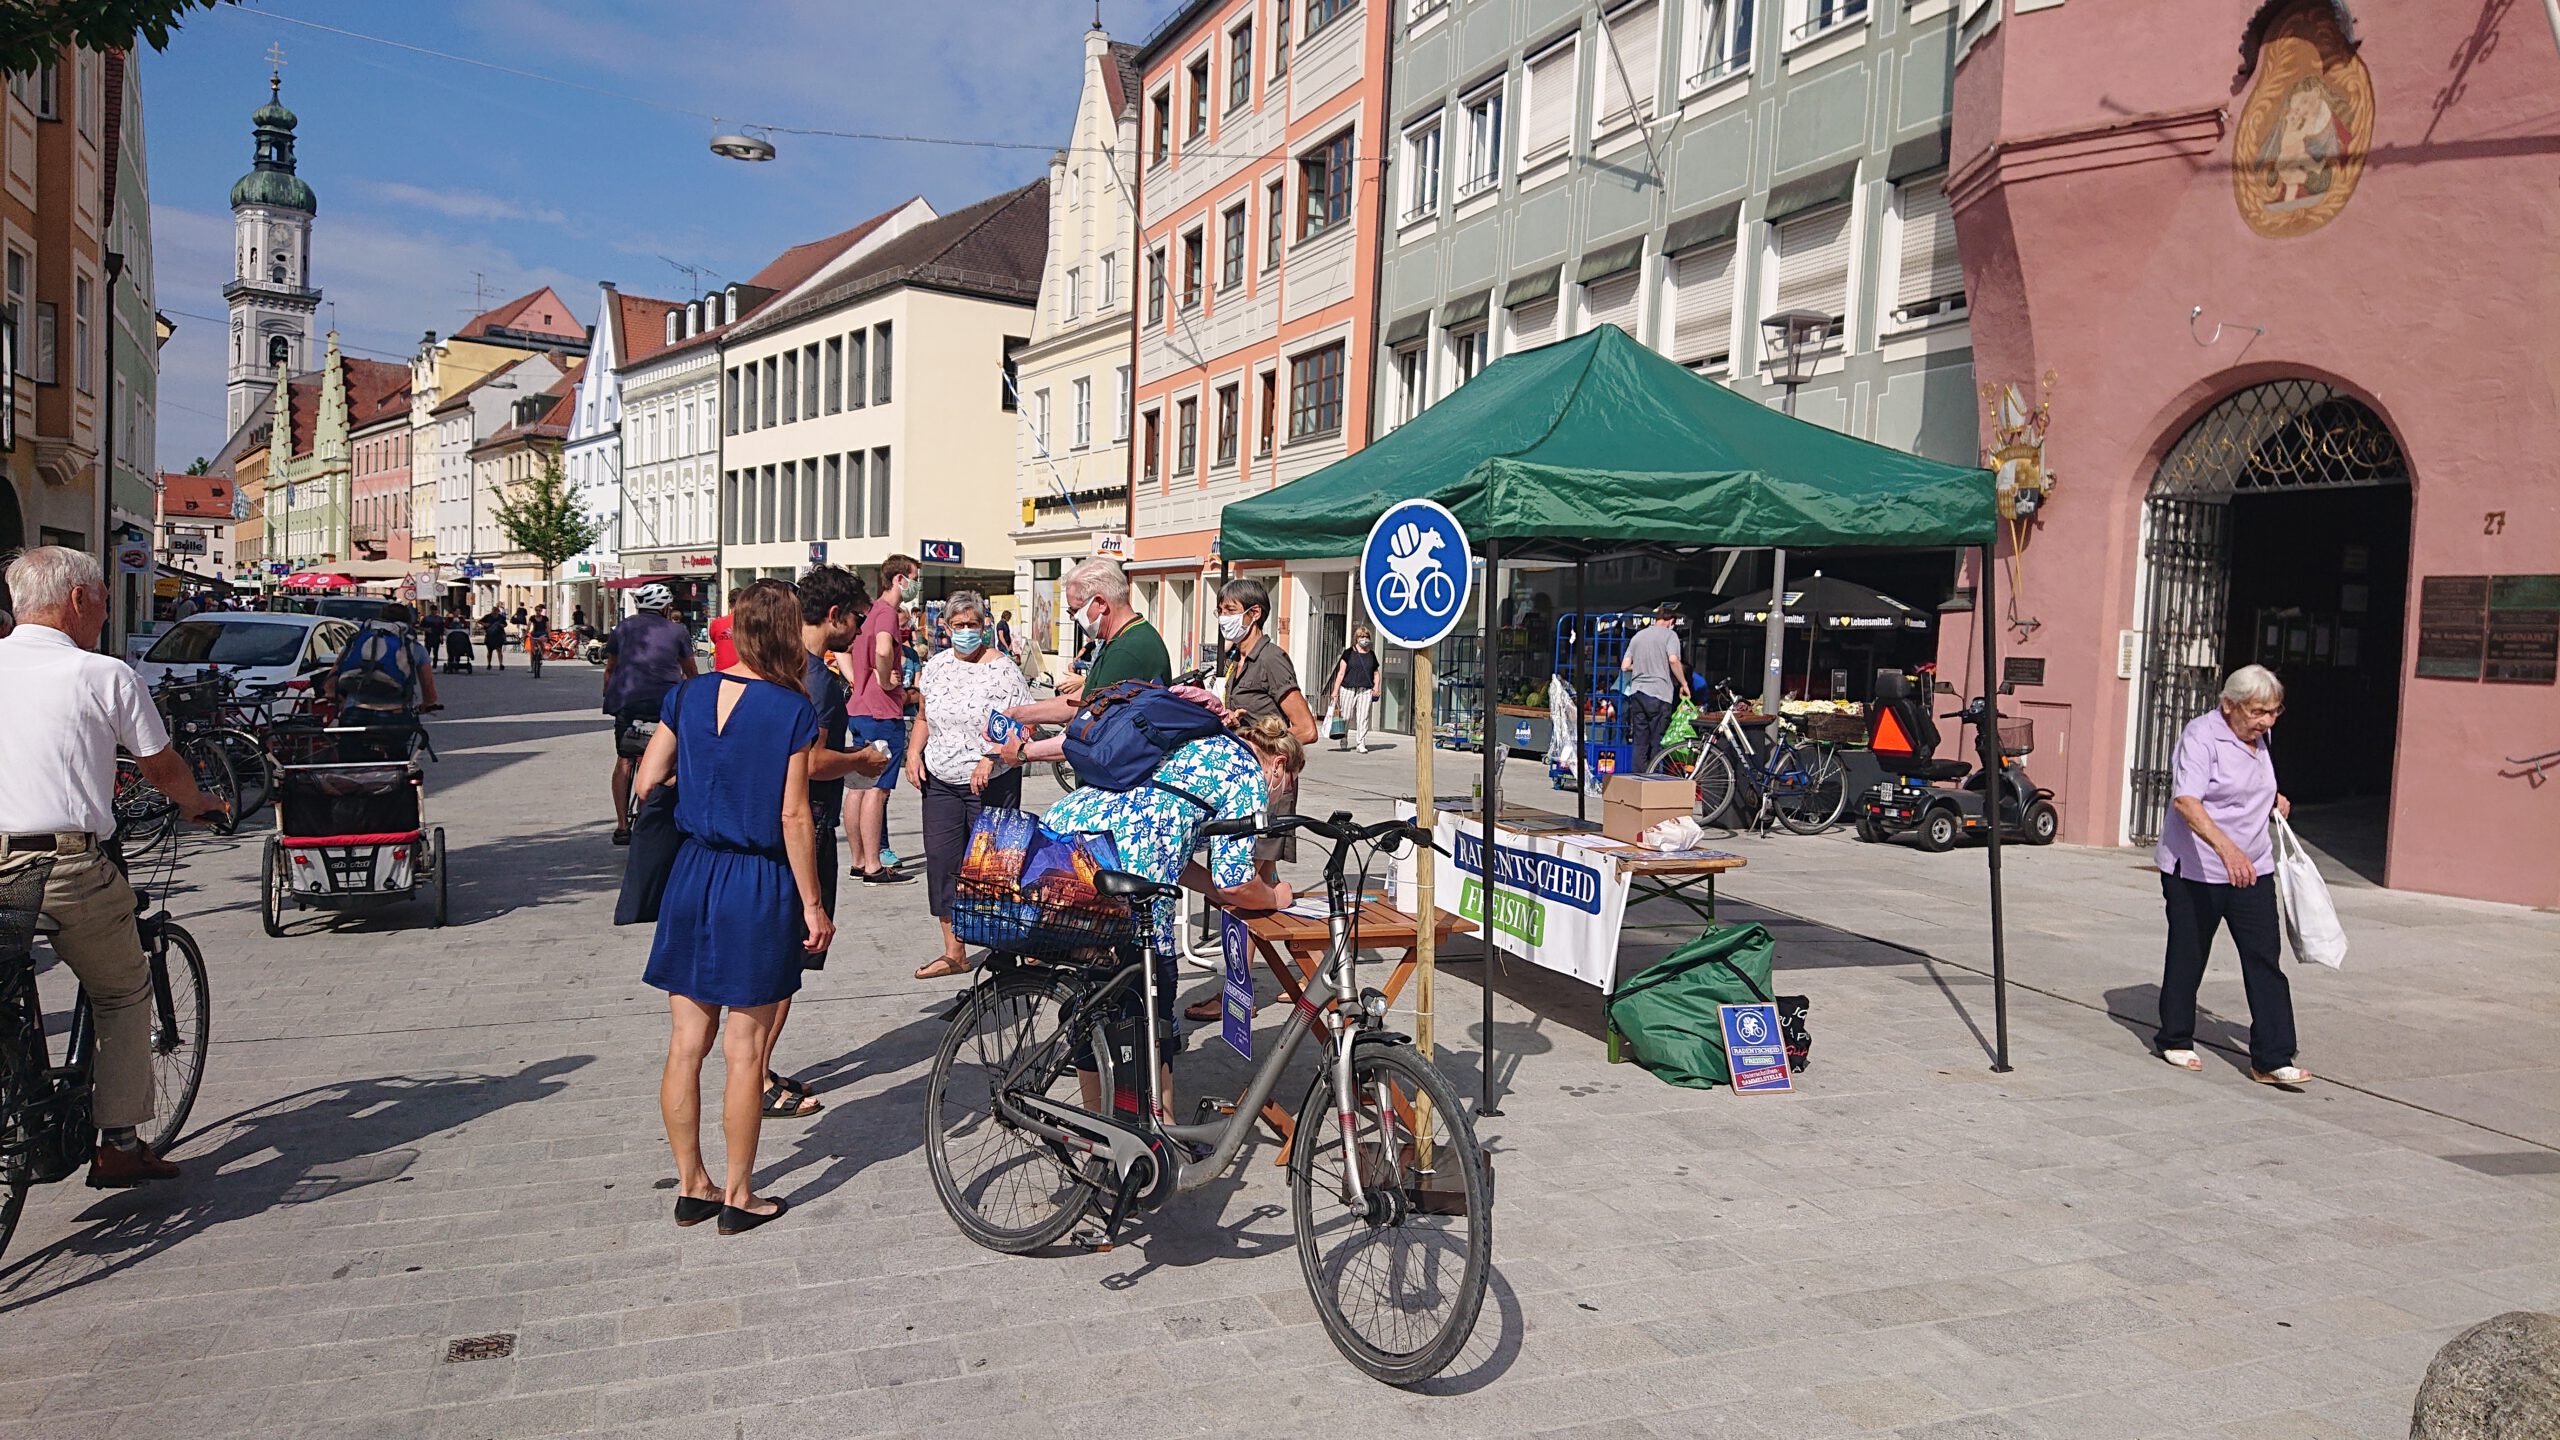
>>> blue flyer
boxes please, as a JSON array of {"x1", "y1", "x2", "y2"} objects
[
  {"x1": 1219, "y1": 910, "x2": 1254, "y2": 1059},
  {"x1": 985, "y1": 709, "x2": 1026, "y2": 746},
  {"x1": 1719, "y1": 1002, "x2": 1794, "y2": 1095}
]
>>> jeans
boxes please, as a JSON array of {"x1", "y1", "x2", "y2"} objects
[
  {"x1": 1625, "y1": 690, "x2": 1674, "y2": 775},
  {"x1": 2155, "y1": 867, "x2": 2296, "y2": 1071}
]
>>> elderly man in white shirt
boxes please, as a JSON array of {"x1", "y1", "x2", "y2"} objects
[{"x1": 0, "y1": 547, "x2": 224, "y2": 1186}]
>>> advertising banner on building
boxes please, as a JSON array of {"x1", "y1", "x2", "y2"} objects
[{"x1": 1390, "y1": 812, "x2": 1630, "y2": 991}]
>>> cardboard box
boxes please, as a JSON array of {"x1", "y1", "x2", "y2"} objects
[{"x1": 1603, "y1": 774, "x2": 1693, "y2": 842}]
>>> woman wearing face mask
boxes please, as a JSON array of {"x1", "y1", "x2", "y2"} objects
[
  {"x1": 1323, "y1": 625, "x2": 1381, "y2": 754},
  {"x1": 908, "y1": 590, "x2": 1032, "y2": 980},
  {"x1": 1214, "y1": 577, "x2": 1322, "y2": 874}
]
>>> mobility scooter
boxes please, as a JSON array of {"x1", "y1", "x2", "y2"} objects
[{"x1": 1855, "y1": 670, "x2": 2058, "y2": 851}]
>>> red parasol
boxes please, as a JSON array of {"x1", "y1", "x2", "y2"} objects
[{"x1": 280, "y1": 571, "x2": 355, "y2": 590}]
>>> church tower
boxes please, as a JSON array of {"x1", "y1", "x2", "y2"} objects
[{"x1": 225, "y1": 58, "x2": 319, "y2": 435}]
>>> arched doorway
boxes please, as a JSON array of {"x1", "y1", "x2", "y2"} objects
[{"x1": 2130, "y1": 380, "x2": 2409, "y2": 878}]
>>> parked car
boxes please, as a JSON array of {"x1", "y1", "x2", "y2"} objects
[
  {"x1": 134, "y1": 612, "x2": 357, "y2": 694},
  {"x1": 276, "y1": 595, "x2": 392, "y2": 623}
]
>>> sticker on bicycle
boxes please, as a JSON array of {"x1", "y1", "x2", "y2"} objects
[
  {"x1": 1359, "y1": 499, "x2": 1472, "y2": 650},
  {"x1": 1219, "y1": 910, "x2": 1253, "y2": 1059},
  {"x1": 1719, "y1": 1003, "x2": 1794, "y2": 1095}
]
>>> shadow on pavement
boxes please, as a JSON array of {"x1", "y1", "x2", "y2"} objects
[
  {"x1": 0, "y1": 1056, "x2": 591, "y2": 1314},
  {"x1": 757, "y1": 1007, "x2": 951, "y2": 1205},
  {"x1": 2101, "y1": 983, "x2": 2259, "y2": 1076}
]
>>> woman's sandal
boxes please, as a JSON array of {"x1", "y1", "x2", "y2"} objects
[
  {"x1": 913, "y1": 954, "x2": 974, "y2": 980},
  {"x1": 673, "y1": 1192, "x2": 723, "y2": 1227},
  {"x1": 718, "y1": 1197, "x2": 789, "y2": 1235},
  {"x1": 760, "y1": 1078, "x2": 823, "y2": 1118},
  {"x1": 2160, "y1": 1048, "x2": 2204, "y2": 1071}
]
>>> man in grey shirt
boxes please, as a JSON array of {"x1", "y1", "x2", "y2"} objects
[{"x1": 1620, "y1": 604, "x2": 1691, "y2": 774}]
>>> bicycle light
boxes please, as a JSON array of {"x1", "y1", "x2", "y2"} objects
[{"x1": 1360, "y1": 988, "x2": 1389, "y2": 1019}]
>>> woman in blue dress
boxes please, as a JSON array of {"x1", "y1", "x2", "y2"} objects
[{"x1": 630, "y1": 580, "x2": 832, "y2": 1235}]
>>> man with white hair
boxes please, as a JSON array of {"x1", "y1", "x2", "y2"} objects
[
  {"x1": 0, "y1": 547, "x2": 226, "y2": 1186},
  {"x1": 1007, "y1": 557, "x2": 1170, "y2": 730}
]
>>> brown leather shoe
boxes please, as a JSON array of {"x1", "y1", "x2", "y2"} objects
[{"x1": 87, "y1": 1141, "x2": 180, "y2": 1188}]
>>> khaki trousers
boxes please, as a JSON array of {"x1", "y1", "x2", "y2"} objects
[{"x1": 0, "y1": 846, "x2": 154, "y2": 1131}]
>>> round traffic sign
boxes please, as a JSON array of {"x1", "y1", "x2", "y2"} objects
[{"x1": 1360, "y1": 499, "x2": 1472, "y2": 650}]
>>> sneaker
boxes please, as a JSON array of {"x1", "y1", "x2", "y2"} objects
[{"x1": 879, "y1": 848, "x2": 899, "y2": 869}]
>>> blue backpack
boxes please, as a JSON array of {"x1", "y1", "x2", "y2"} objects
[
  {"x1": 335, "y1": 622, "x2": 417, "y2": 706},
  {"x1": 1062, "y1": 680, "x2": 1230, "y2": 792}
]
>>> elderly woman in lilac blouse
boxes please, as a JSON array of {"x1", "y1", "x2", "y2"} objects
[{"x1": 2153, "y1": 665, "x2": 2305, "y2": 1086}]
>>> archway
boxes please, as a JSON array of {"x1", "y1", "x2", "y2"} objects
[{"x1": 2130, "y1": 379, "x2": 2409, "y2": 879}]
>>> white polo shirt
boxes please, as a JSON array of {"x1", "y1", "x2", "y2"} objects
[{"x1": 0, "y1": 624, "x2": 172, "y2": 840}]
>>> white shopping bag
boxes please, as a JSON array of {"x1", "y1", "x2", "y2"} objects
[{"x1": 2269, "y1": 814, "x2": 2346, "y2": 969}]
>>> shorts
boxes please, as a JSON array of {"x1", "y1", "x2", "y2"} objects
[{"x1": 847, "y1": 716, "x2": 905, "y2": 791}]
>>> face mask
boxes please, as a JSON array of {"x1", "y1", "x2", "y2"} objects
[
  {"x1": 1218, "y1": 612, "x2": 1250, "y2": 643},
  {"x1": 1355, "y1": 636, "x2": 1371, "y2": 649},
  {"x1": 949, "y1": 626, "x2": 985, "y2": 654}
]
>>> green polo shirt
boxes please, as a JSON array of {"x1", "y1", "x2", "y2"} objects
[{"x1": 1083, "y1": 616, "x2": 1171, "y2": 693}]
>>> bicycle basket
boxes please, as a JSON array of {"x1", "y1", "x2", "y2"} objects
[
  {"x1": 0, "y1": 857, "x2": 56, "y2": 967},
  {"x1": 1996, "y1": 719, "x2": 2035, "y2": 758},
  {"x1": 155, "y1": 677, "x2": 225, "y2": 724},
  {"x1": 948, "y1": 876, "x2": 1145, "y2": 962}
]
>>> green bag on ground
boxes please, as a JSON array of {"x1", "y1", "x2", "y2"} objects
[{"x1": 1604, "y1": 923, "x2": 1776, "y2": 1088}]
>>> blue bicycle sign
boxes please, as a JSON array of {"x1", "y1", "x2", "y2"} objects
[{"x1": 1360, "y1": 499, "x2": 1472, "y2": 649}]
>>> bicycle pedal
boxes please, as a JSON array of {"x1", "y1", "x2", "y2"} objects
[{"x1": 1192, "y1": 1097, "x2": 1236, "y2": 1123}]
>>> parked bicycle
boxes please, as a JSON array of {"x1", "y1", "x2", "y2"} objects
[
  {"x1": 923, "y1": 810, "x2": 1492, "y2": 1384},
  {"x1": 1, "y1": 796, "x2": 213, "y2": 1263},
  {"x1": 1657, "y1": 684, "x2": 1849, "y2": 834}
]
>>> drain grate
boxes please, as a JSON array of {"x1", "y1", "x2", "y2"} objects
[{"x1": 443, "y1": 1332, "x2": 517, "y2": 1363}]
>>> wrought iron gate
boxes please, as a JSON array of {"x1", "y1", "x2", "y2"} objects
[{"x1": 2127, "y1": 381, "x2": 2407, "y2": 843}]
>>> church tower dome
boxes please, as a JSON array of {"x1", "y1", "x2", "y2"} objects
[{"x1": 225, "y1": 62, "x2": 322, "y2": 436}]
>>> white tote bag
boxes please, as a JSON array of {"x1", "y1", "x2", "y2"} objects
[{"x1": 2269, "y1": 814, "x2": 2347, "y2": 969}]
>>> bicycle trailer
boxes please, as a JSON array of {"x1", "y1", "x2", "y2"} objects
[{"x1": 262, "y1": 721, "x2": 448, "y2": 932}]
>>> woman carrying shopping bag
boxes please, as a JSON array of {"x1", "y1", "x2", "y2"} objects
[{"x1": 2151, "y1": 664, "x2": 2308, "y2": 1086}]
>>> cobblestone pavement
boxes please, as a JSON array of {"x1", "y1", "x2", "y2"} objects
[{"x1": 2, "y1": 667, "x2": 2552, "y2": 1439}]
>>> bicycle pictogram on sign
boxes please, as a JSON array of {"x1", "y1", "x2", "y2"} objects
[{"x1": 1360, "y1": 499, "x2": 1473, "y2": 650}]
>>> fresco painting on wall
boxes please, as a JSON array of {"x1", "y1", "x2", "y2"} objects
[{"x1": 2232, "y1": 3, "x2": 2374, "y2": 238}]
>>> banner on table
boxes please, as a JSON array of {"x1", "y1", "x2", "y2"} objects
[{"x1": 1390, "y1": 811, "x2": 1630, "y2": 991}]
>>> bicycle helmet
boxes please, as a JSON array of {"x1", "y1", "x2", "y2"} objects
[{"x1": 632, "y1": 583, "x2": 675, "y2": 611}]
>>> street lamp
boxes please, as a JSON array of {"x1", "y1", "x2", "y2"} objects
[
  {"x1": 711, "y1": 127, "x2": 777, "y2": 163},
  {"x1": 1753, "y1": 309, "x2": 1833, "y2": 715}
]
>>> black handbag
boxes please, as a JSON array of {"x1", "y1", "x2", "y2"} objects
[{"x1": 615, "y1": 785, "x2": 680, "y2": 926}]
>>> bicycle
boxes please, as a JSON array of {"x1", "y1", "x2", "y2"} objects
[
  {"x1": 924, "y1": 812, "x2": 1493, "y2": 1385},
  {"x1": 1660, "y1": 684, "x2": 1848, "y2": 835},
  {"x1": 1, "y1": 797, "x2": 214, "y2": 1263},
  {"x1": 147, "y1": 673, "x2": 263, "y2": 831}
]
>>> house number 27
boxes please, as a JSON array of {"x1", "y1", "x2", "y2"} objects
[{"x1": 2484, "y1": 511, "x2": 2507, "y2": 535}]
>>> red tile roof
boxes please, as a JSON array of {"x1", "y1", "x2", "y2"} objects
[
  {"x1": 613, "y1": 291, "x2": 687, "y2": 368},
  {"x1": 455, "y1": 286, "x2": 587, "y2": 344},
  {"x1": 729, "y1": 179, "x2": 1048, "y2": 341},
  {"x1": 1104, "y1": 41, "x2": 1142, "y2": 122},
  {"x1": 159, "y1": 473, "x2": 236, "y2": 519},
  {"x1": 475, "y1": 366, "x2": 582, "y2": 449},
  {"x1": 344, "y1": 357, "x2": 412, "y2": 429},
  {"x1": 286, "y1": 377, "x2": 320, "y2": 460}
]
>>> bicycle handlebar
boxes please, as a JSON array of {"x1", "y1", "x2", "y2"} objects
[{"x1": 1205, "y1": 811, "x2": 1441, "y2": 855}]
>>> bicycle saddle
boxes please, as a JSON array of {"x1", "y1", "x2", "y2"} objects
[{"x1": 1092, "y1": 868, "x2": 1176, "y2": 901}]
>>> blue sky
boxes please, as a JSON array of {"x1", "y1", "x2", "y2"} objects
[{"x1": 145, "y1": 0, "x2": 1185, "y2": 467}]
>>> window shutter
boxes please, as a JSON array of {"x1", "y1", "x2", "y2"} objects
[
  {"x1": 1597, "y1": 2, "x2": 1659, "y2": 125},
  {"x1": 1670, "y1": 241, "x2": 1736, "y2": 365},
  {"x1": 1774, "y1": 204, "x2": 1853, "y2": 327},
  {"x1": 1895, "y1": 176, "x2": 1964, "y2": 318},
  {"x1": 1581, "y1": 271, "x2": 1641, "y2": 337},
  {"x1": 1525, "y1": 44, "x2": 1576, "y2": 158},
  {"x1": 1510, "y1": 296, "x2": 1559, "y2": 347}
]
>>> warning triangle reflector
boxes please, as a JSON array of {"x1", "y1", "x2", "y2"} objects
[{"x1": 1871, "y1": 707, "x2": 1916, "y2": 756}]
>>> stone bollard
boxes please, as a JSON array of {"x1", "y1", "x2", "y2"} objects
[{"x1": 2411, "y1": 1311, "x2": 2560, "y2": 1440}]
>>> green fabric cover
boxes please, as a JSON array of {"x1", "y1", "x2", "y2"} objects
[
  {"x1": 1604, "y1": 923, "x2": 1776, "y2": 1089},
  {"x1": 1219, "y1": 327, "x2": 1994, "y2": 561}
]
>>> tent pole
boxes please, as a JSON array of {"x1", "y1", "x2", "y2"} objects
[
  {"x1": 1480, "y1": 533, "x2": 1504, "y2": 1117},
  {"x1": 1761, "y1": 547, "x2": 1788, "y2": 716},
  {"x1": 1978, "y1": 542, "x2": 2012, "y2": 1074},
  {"x1": 1574, "y1": 559, "x2": 1589, "y2": 826}
]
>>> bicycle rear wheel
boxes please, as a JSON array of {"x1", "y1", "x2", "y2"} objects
[
  {"x1": 0, "y1": 974, "x2": 39, "y2": 1266},
  {"x1": 1774, "y1": 744, "x2": 1849, "y2": 835},
  {"x1": 181, "y1": 737, "x2": 238, "y2": 834},
  {"x1": 1689, "y1": 745, "x2": 1737, "y2": 828},
  {"x1": 212, "y1": 729, "x2": 270, "y2": 822},
  {"x1": 1291, "y1": 1042, "x2": 1492, "y2": 1385},
  {"x1": 924, "y1": 967, "x2": 1101, "y2": 1254}
]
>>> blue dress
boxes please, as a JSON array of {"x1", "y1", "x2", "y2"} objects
[{"x1": 643, "y1": 675, "x2": 820, "y2": 1008}]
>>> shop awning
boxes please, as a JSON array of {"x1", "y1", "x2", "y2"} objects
[{"x1": 1218, "y1": 326, "x2": 1994, "y2": 563}]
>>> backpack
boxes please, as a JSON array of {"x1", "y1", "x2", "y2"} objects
[
  {"x1": 335, "y1": 622, "x2": 417, "y2": 705},
  {"x1": 1061, "y1": 680, "x2": 1230, "y2": 792}
]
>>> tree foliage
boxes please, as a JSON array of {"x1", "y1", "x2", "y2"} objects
[
  {"x1": 185, "y1": 454, "x2": 209, "y2": 475},
  {"x1": 2, "y1": 2, "x2": 227, "y2": 78},
  {"x1": 491, "y1": 453, "x2": 603, "y2": 583}
]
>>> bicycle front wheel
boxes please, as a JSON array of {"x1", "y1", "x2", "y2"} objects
[
  {"x1": 182, "y1": 738, "x2": 238, "y2": 834},
  {"x1": 1291, "y1": 1042, "x2": 1493, "y2": 1385},
  {"x1": 141, "y1": 923, "x2": 209, "y2": 1153},
  {"x1": 113, "y1": 758, "x2": 176, "y2": 855},
  {"x1": 924, "y1": 968, "x2": 1101, "y2": 1254},
  {"x1": 1774, "y1": 744, "x2": 1849, "y2": 835},
  {"x1": 213, "y1": 728, "x2": 269, "y2": 822}
]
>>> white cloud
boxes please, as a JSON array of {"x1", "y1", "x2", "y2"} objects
[{"x1": 357, "y1": 180, "x2": 570, "y2": 228}]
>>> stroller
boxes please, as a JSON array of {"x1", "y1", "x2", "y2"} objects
[{"x1": 441, "y1": 624, "x2": 474, "y2": 674}]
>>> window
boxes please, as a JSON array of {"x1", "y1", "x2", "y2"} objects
[
  {"x1": 739, "y1": 364, "x2": 757, "y2": 430},
  {"x1": 1100, "y1": 252, "x2": 1119, "y2": 308},
  {"x1": 1064, "y1": 265, "x2": 1082, "y2": 319},
  {"x1": 1181, "y1": 228, "x2": 1205, "y2": 308},
  {"x1": 1142, "y1": 409, "x2": 1162, "y2": 483},
  {"x1": 823, "y1": 454, "x2": 842, "y2": 537},
  {"x1": 72, "y1": 275, "x2": 90, "y2": 393},
  {"x1": 1147, "y1": 247, "x2": 1167, "y2": 325},
  {"x1": 1668, "y1": 240, "x2": 1738, "y2": 368},
  {"x1": 844, "y1": 450, "x2": 867, "y2": 538},
  {"x1": 801, "y1": 458, "x2": 821, "y2": 541},
  {"x1": 29, "y1": 59, "x2": 57, "y2": 121},
  {"x1": 1189, "y1": 56, "x2": 1210, "y2": 137},
  {"x1": 1174, "y1": 397, "x2": 1198, "y2": 473},
  {"x1": 762, "y1": 357, "x2": 779, "y2": 424},
  {"x1": 1150, "y1": 87, "x2": 1172, "y2": 165},
  {"x1": 782, "y1": 350, "x2": 799, "y2": 423},
  {"x1": 1033, "y1": 388, "x2": 1051, "y2": 448},
  {"x1": 1890, "y1": 175, "x2": 1965, "y2": 326},
  {"x1": 1299, "y1": 129, "x2": 1354, "y2": 240},
  {"x1": 1258, "y1": 370, "x2": 1278, "y2": 454},
  {"x1": 4, "y1": 247, "x2": 25, "y2": 368},
  {"x1": 1073, "y1": 377, "x2": 1092, "y2": 449},
  {"x1": 874, "y1": 322, "x2": 893, "y2": 402},
  {"x1": 1273, "y1": 3, "x2": 1292, "y2": 77},
  {"x1": 1002, "y1": 337, "x2": 1026, "y2": 411},
  {"x1": 1410, "y1": 0, "x2": 1451, "y2": 22},
  {"x1": 1115, "y1": 366, "x2": 1132, "y2": 440},
  {"x1": 1595, "y1": 1, "x2": 1661, "y2": 131},
  {"x1": 1772, "y1": 203, "x2": 1853, "y2": 338},
  {"x1": 1581, "y1": 268, "x2": 1642, "y2": 337},
  {"x1": 1288, "y1": 343, "x2": 1345, "y2": 439},
  {"x1": 1789, "y1": 0, "x2": 1869, "y2": 43},
  {"x1": 1306, "y1": 0, "x2": 1355, "y2": 40},
  {"x1": 779, "y1": 460, "x2": 797, "y2": 542},
  {"x1": 1392, "y1": 344, "x2": 1429, "y2": 426},
  {"x1": 1510, "y1": 295, "x2": 1560, "y2": 348},
  {"x1": 871, "y1": 447, "x2": 891, "y2": 535},
  {"x1": 825, "y1": 338, "x2": 843, "y2": 413},
  {"x1": 1221, "y1": 204, "x2": 1247, "y2": 289},
  {"x1": 1229, "y1": 21, "x2": 1254, "y2": 110},
  {"x1": 1402, "y1": 120, "x2": 1443, "y2": 221},
  {"x1": 1459, "y1": 85, "x2": 1505, "y2": 198},
  {"x1": 1522, "y1": 39, "x2": 1577, "y2": 163},
  {"x1": 847, "y1": 331, "x2": 868, "y2": 408},
  {"x1": 759, "y1": 464, "x2": 777, "y2": 543},
  {"x1": 1265, "y1": 180, "x2": 1286, "y2": 267},
  {"x1": 1449, "y1": 326, "x2": 1487, "y2": 389},
  {"x1": 803, "y1": 342, "x2": 821, "y2": 416},
  {"x1": 1689, "y1": 0, "x2": 1756, "y2": 86},
  {"x1": 683, "y1": 399, "x2": 698, "y2": 451},
  {"x1": 1215, "y1": 383, "x2": 1239, "y2": 466},
  {"x1": 722, "y1": 470, "x2": 738, "y2": 544}
]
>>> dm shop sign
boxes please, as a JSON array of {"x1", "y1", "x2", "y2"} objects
[{"x1": 1404, "y1": 815, "x2": 1630, "y2": 990}]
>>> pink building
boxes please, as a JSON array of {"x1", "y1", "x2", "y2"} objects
[
  {"x1": 1947, "y1": 0, "x2": 2559, "y2": 906},
  {"x1": 348, "y1": 361, "x2": 412, "y2": 565}
]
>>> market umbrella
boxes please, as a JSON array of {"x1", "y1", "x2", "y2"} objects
[
  {"x1": 279, "y1": 571, "x2": 354, "y2": 590},
  {"x1": 1697, "y1": 573, "x2": 1931, "y2": 632}
]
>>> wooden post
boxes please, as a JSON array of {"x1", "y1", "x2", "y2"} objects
[{"x1": 1413, "y1": 643, "x2": 1436, "y2": 1061}]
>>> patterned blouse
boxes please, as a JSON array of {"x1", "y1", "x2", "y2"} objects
[
  {"x1": 1042, "y1": 734, "x2": 1268, "y2": 950},
  {"x1": 916, "y1": 648, "x2": 1032, "y2": 786}
]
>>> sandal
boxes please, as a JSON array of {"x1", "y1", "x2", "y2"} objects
[
  {"x1": 913, "y1": 954, "x2": 974, "y2": 980},
  {"x1": 2160, "y1": 1048, "x2": 2203, "y2": 1072},
  {"x1": 2251, "y1": 1065, "x2": 2311, "y2": 1086},
  {"x1": 767, "y1": 1071, "x2": 813, "y2": 1100},
  {"x1": 760, "y1": 1080, "x2": 823, "y2": 1118},
  {"x1": 610, "y1": 827, "x2": 632, "y2": 847}
]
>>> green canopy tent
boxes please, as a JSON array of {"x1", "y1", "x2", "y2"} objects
[{"x1": 1220, "y1": 327, "x2": 2016, "y2": 1103}]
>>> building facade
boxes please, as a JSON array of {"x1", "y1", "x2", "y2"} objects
[
  {"x1": 102, "y1": 48, "x2": 160, "y2": 646},
  {"x1": 350, "y1": 377, "x2": 412, "y2": 570},
  {"x1": 407, "y1": 288, "x2": 585, "y2": 596},
  {"x1": 1011, "y1": 27, "x2": 1143, "y2": 667},
  {"x1": 156, "y1": 471, "x2": 237, "y2": 585},
  {"x1": 428, "y1": 349, "x2": 565, "y2": 611},
  {"x1": 1947, "y1": 0, "x2": 2560, "y2": 907},
  {"x1": 560, "y1": 283, "x2": 681, "y2": 621},
  {"x1": 1130, "y1": 0, "x2": 1396, "y2": 681},
  {"x1": 223, "y1": 73, "x2": 317, "y2": 438},
  {"x1": 468, "y1": 370, "x2": 575, "y2": 613},
  {"x1": 717, "y1": 182, "x2": 1047, "y2": 603}
]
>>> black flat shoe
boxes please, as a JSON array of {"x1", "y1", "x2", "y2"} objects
[
  {"x1": 718, "y1": 1197, "x2": 789, "y2": 1235},
  {"x1": 673, "y1": 1193, "x2": 722, "y2": 1227},
  {"x1": 858, "y1": 869, "x2": 912, "y2": 885}
]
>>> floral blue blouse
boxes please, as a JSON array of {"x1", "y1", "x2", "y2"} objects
[{"x1": 1042, "y1": 734, "x2": 1268, "y2": 950}]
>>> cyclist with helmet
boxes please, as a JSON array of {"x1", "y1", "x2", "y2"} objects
[{"x1": 603, "y1": 584, "x2": 698, "y2": 844}]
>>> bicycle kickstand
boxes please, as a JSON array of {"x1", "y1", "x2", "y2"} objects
[{"x1": 1097, "y1": 1162, "x2": 1148, "y2": 1248}]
